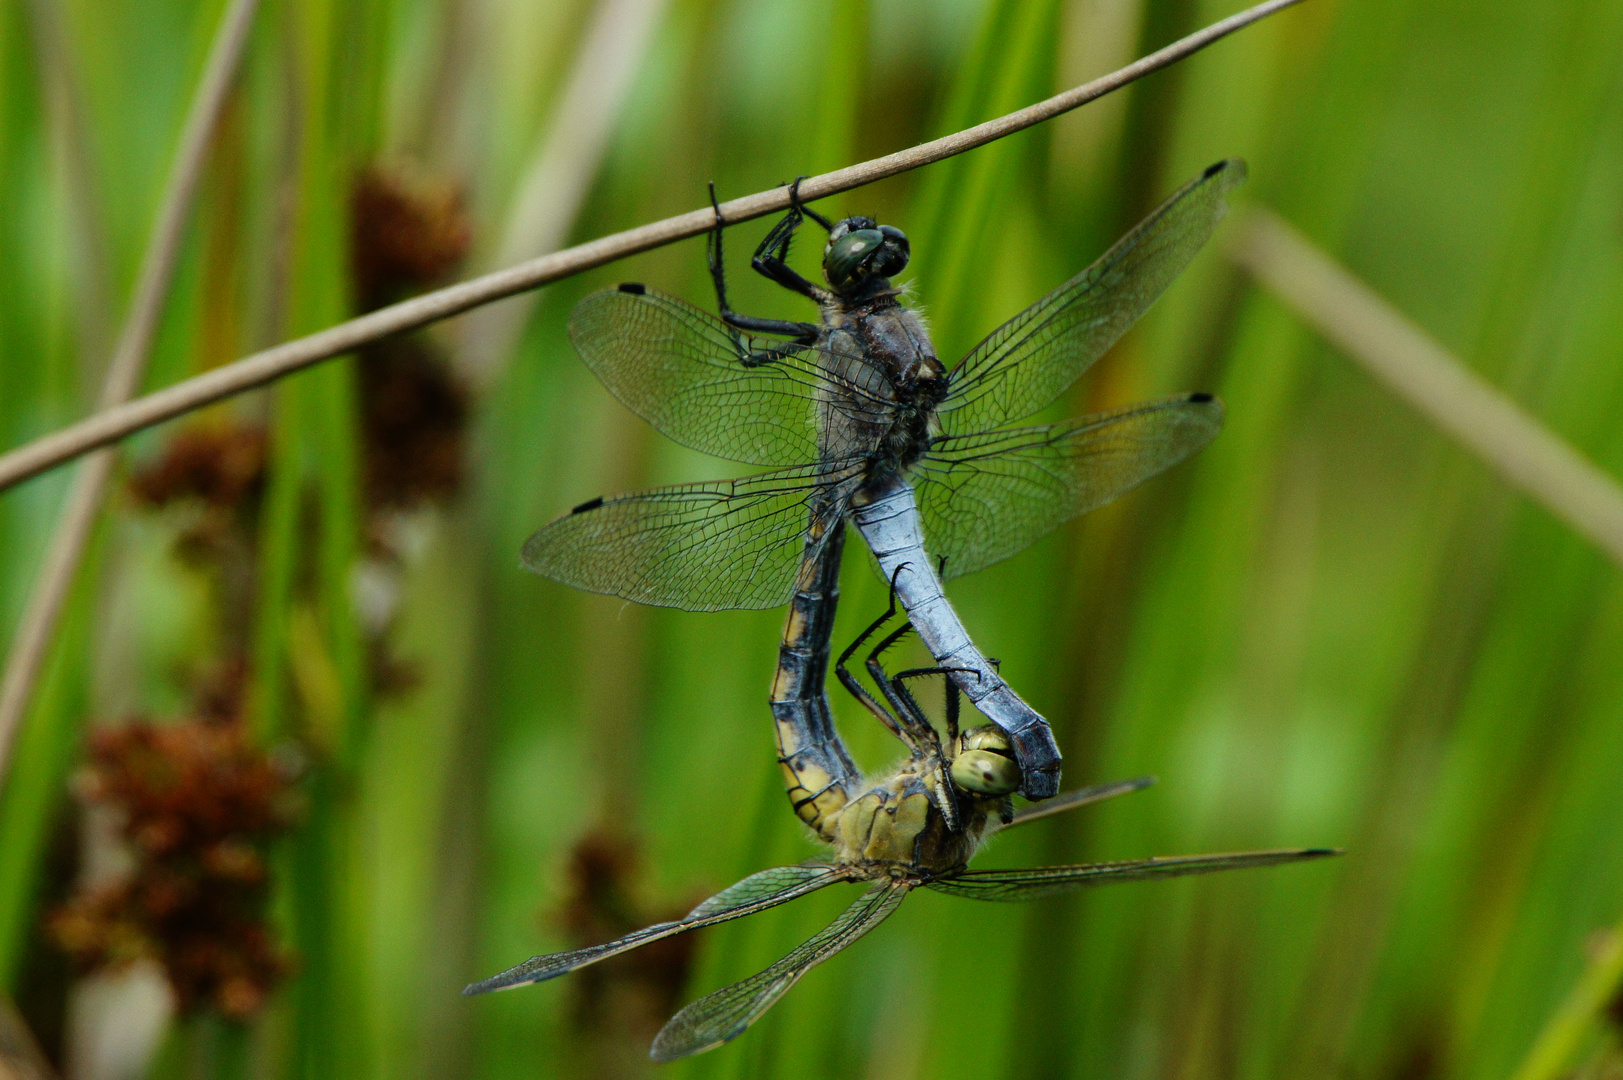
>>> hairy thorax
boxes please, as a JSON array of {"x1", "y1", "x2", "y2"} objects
[
  {"x1": 830, "y1": 760, "x2": 996, "y2": 876},
  {"x1": 819, "y1": 292, "x2": 947, "y2": 478}
]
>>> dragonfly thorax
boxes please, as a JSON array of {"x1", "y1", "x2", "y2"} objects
[
  {"x1": 820, "y1": 294, "x2": 948, "y2": 480},
  {"x1": 830, "y1": 759, "x2": 1000, "y2": 873},
  {"x1": 830, "y1": 728, "x2": 1023, "y2": 873}
]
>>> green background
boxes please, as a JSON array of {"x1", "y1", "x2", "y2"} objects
[{"x1": 1, "y1": 0, "x2": 1621, "y2": 1077}]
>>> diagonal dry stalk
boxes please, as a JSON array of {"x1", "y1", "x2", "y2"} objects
[
  {"x1": 0, "y1": 0, "x2": 1306, "y2": 496},
  {"x1": 0, "y1": 0, "x2": 264, "y2": 790},
  {"x1": 1233, "y1": 208, "x2": 1623, "y2": 568},
  {"x1": 0, "y1": 992, "x2": 59, "y2": 1080},
  {"x1": 1506, "y1": 917, "x2": 1623, "y2": 1080},
  {"x1": 459, "y1": 0, "x2": 672, "y2": 388}
]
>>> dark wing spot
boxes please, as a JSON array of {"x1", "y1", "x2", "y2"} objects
[
  {"x1": 1203, "y1": 160, "x2": 1227, "y2": 179},
  {"x1": 572, "y1": 496, "x2": 605, "y2": 514},
  {"x1": 1189, "y1": 392, "x2": 1214, "y2": 404},
  {"x1": 617, "y1": 282, "x2": 646, "y2": 295}
]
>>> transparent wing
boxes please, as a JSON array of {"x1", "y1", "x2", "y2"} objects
[
  {"x1": 521, "y1": 462, "x2": 864, "y2": 611},
  {"x1": 648, "y1": 881, "x2": 910, "y2": 1062},
  {"x1": 925, "y1": 848, "x2": 1339, "y2": 902},
  {"x1": 914, "y1": 394, "x2": 1224, "y2": 580},
  {"x1": 570, "y1": 286, "x2": 895, "y2": 467},
  {"x1": 941, "y1": 160, "x2": 1246, "y2": 432},
  {"x1": 1001, "y1": 776, "x2": 1155, "y2": 830},
  {"x1": 462, "y1": 865, "x2": 848, "y2": 995}
]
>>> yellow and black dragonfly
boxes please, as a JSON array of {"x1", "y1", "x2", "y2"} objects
[{"x1": 465, "y1": 599, "x2": 1337, "y2": 1062}]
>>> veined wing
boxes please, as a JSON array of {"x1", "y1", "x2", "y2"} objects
[
  {"x1": 462, "y1": 865, "x2": 848, "y2": 995},
  {"x1": 925, "y1": 848, "x2": 1339, "y2": 902},
  {"x1": 1001, "y1": 776, "x2": 1155, "y2": 830},
  {"x1": 522, "y1": 462, "x2": 864, "y2": 611},
  {"x1": 914, "y1": 394, "x2": 1223, "y2": 580},
  {"x1": 571, "y1": 285, "x2": 895, "y2": 467},
  {"x1": 649, "y1": 881, "x2": 910, "y2": 1062},
  {"x1": 940, "y1": 160, "x2": 1246, "y2": 433}
]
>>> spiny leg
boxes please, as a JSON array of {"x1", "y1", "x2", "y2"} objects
[
  {"x1": 893, "y1": 648, "x2": 1000, "y2": 733},
  {"x1": 892, "y1": 663, "x2": 980, "y2": 744},
  {"x1": 866, "y1": 623, "x2": 953, "y2": 754},
  {"x1": 890, "y1": 659, "x2": 1025, "y2": 822},
  {"x1": 790, "y1": 175, "x2": 834, "y2": 231},
  {"x1": 929, "y1": 558, "x2": 958, "y2": 742},
  {"x1": 749, "y1": 176, "x2": 832, "y2": 301},
  {"x1": 859, "y1": 564, "x2": 949, "y2": 751},
  {"x1": 886, "y1": 578, "x2": 987, "y2": 749},
  {"x1": 858, "y1": 569, "x2": 969, "y2": 829},
  {"x1": 834, "y1": 571, "x2": 917, "y2": 751},
  {"x1": 862, "y1": 620, "x2": 964, "y2": 831},
  {"x1": 706, "y1": 182, "x2": 819, "y2": 353}
]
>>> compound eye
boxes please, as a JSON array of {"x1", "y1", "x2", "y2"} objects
[
  {"x1": 951, "y1": 749, "x2": 1021, "y2": 796},
  {"x1": 875, "y1": 225, "x2": 911, "y2": 276},
  {"x1": 824, "y1": 228, "x2": 885, "y2": 288},
  {"x1": 960, "y1": 725, "x2": 1013, "y2": 754}
]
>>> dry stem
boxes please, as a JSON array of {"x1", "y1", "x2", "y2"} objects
[
  {"x1": 0, "y1": 0, "x2": 263, "y2": 788},
  {"x1": 1233, "y1": 208, "x2": 1623, "y2": 568},
  {"x1": 0, "y1": 0, "x2": 1305, "y2": 494}
]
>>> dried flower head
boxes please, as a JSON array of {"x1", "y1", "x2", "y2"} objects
[
  {"x1": 49, "y1": 719, "x2": 300, "y2": 1019},
  {"x1": 128, "y1": 425, "x2": 267, "y2": 512},
  {"x1": 350, "y1": 166, "x2": 471, "y2": 313},
  {"x1": 556, "y1": 830, "x2": 703, "y2": 1039},
  {"x1": 348, "y1": 164, "x2": 472, "y2": 512},
  {"x1": 360, "y1": 339, "x2": 468, "y2": 510}
]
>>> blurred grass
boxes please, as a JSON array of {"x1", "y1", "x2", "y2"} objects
[{"x1": 3, "y1": 0, "x2": 1623, "y2": 1078}]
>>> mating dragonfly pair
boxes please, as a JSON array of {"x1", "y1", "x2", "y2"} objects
[{"x1": 467, "y1": 160, "x2": 1336, "y2": 1060}]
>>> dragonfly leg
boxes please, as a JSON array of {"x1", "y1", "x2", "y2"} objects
[
  {"x1": 858, "y1": 565, "x2": 951, "y2": 755},
  {"x1": 786, "y1": 175, "x2": 835, "y2": 231},
  {"x1": 863, "y1": 623, "x2": 962, "y2": 831},
  {"x1": 866, "y1": 626, "x2": 948, "y2": 753},
  {"x1": 892, "y1": 664, "x2": 980, "y2": 748},
  {"x1": 748, "y1": 177, "x2": 831, "y2": 303},
  {"x1": 707, "y1": 182, "x2": 819, "y2": 354},
  {"x1": 920, "y1": 557, "x2": 961, "y2": 743},
  {"x1": 834, "y1": 592, "x2": 916, "y2": 750}
]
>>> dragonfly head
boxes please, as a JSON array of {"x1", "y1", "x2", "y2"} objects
[
  {"x1": 824, "y1": 217, "x2": 910, "y2": 293},
  {"x1": 950, "y1": 726, "x2": 1022, "y2": 797}
]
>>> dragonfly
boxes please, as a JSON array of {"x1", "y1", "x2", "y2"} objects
[
  {"x1": 522, "y1": 160, "x2": 1245, "y2": 799},
  {"x1": 464, "y1": 596, "x2": 1337, "y2": 1062}
]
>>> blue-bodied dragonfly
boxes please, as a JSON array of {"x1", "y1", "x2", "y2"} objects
[{"x1": 522, "y1": 161, "x2": 1244, "y2": 799}]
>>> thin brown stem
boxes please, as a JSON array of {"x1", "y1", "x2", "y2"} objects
[
  {"x1": 0, "y1": 0, "x2": 263, "y2": 789},
  {"x1": 0, "y1": 992, "x2": 59, "y2": 1080},
  {"x1": 459, "y1": 0, "x2": 671, "y2": 387},
  {"x1": 1233, "y1": 208, "x2": 1623, "y2": 568},
  {"x1": 0, "y1": 0, "x2": 1306, "y2": 495}
]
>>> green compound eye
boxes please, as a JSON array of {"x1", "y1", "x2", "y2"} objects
[
  {"x1": 951, "y1": 725, "x2": 1020, "y2": 796},
  {"x1": 960, "y1": 724, "x2": 1012, "y2": 754},
  {"x1": 874, "y1": 225, "x2": 910, "y2": 276},
  {"x1": 951, "y1": 749, "x2": 1022, "y2": 796},
  {"x1": 824, "y1": 228, "x2": 886, "y2": 288}
]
